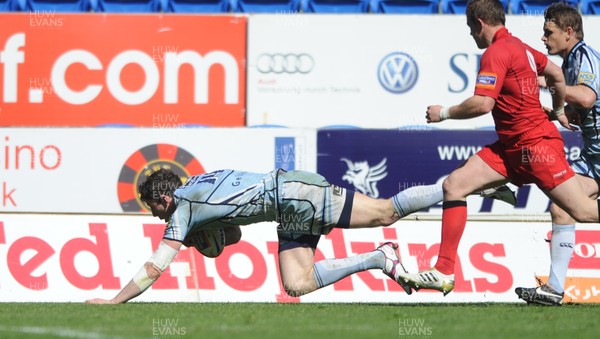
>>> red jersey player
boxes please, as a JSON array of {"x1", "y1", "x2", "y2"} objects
[{"x1": 395, "y1": 0, "x2": 600, "y2": 296}]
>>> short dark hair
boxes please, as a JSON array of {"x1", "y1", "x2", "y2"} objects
[
  {"x1": 466, "y1": 0, "x2": 505, "y2": 27},
  {"x1": 544, "y1": 2, "x2": 583, "y2": 40},
  {"x1": 138, "y1": 168, "x2": 182, "y2": 202}
]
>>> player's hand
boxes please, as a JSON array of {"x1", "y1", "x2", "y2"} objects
[
  {"x1": 565, "y1": 105, "x2": 580, "y2": 127},
  {"x1": 426, "y1": 105, "x2": 443, "y2": 123},
  {"x1": 545, "y1": 105, "x2": 579, "y2": 131},
  {"x1": 85, "y1": 298, "x2": 115, "y2": 304},
  {"x1": 556, "y1": 113, "x2": 575, "y2": 131}
]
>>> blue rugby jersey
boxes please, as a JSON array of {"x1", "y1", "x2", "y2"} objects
[
  {"x1": 563, "y1": 40, "x2": 600, "y2": 155},
  {"x1": 163, "y1": 169, "x2": 277, "y2": 242}
]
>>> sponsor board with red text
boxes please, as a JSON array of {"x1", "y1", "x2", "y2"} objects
[
  {"x1": 0, "y1": 14, "x2": 246, "y2": 127},
  {"x1": 0, "y1": 128, "x2": 314, "y2": 213},
  {"x1": 3, "y1": 213, "x2": 596, "y2": 303}
]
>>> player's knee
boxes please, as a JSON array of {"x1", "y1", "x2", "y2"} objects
[
  {"x1": 442, "y1": 176, "x2": 470, "y2": 200},
  {"x1": 550, "y1": 203, "x2": 573, "y2": 224},
  {"x1": 442, "y1": 177, "x2": 456, "y2": 196},
  {"x1": 283, "y1": 281, "x2": 311, "y2": 297},
  {"x1": 281, "y1": 271, "x2": 316, "y2": 297}
]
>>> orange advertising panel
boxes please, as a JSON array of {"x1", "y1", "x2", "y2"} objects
[
  {"x1": 0, "y1": 13, "x2": 246, "y2": 127},
  {"x1": 539, "y1": 276, "x2": 600, "y2": 304}
]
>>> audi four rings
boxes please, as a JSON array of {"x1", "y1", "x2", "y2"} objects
[{"x1": 256, "y1": 53, "x2": 314, "y2": 74}]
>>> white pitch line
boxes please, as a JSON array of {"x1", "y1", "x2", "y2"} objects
[{"x1": 0, "y1": 325, "x2": 125, "y2": 339}]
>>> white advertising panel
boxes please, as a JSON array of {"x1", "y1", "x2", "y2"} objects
[
  {"x1": 2, "y1": 213, "x2": 599, "y2": 303},
  {"x1": 247, "y1": 15, "x2": 600, "y2": 129},
  {"x1": 0, "y1": 128, "x2": 315, "y2": 213}
]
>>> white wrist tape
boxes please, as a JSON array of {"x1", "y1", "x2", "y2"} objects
[
  {"x1": 149, "y1": 242, "x2": 179, "y2": 271},
  {"x1": 553, "y1": 106, "x2": 565, "y2": 117},
  {"x1": 440, "y1": 107, "x2": 450, "y2": 121},
  {"x1": 132, "y1": 242, "x2": 178, "y2": 292},
  {"x1": 133, "y1": 266, "x2": 153, "y2": 292}
]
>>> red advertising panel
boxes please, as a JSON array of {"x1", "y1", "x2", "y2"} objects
[{"x1": 0, "y1": 13, "x2": 246, "y2": 126}]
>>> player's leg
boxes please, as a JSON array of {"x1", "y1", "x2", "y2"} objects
[
  {"x1": 436, "y1": 153, "x2": 507, "y2": 273},
  {"x1": 392, "y1": 179, "x2": 516, "y2": 219},
  {"x1": 392, "y1": 182, "x2": 444, "y2": 218},
  {"x1": 396, "y1": 150, "x2": 508, "y2": 295},
  {"x1": 277, "y1": 233, "x2": 406, "y2": 296},
  {"x1": 547, "y1": 174, "x2": 600, "y2": 290},
  {"x1": 346, "y1": 192, "x2": 400, "y2": 228},
  {"x1": 547, "y1": 202, "x2": 577, "y2": 293},
  {"x1": 391, "y1": 180, "x2": 516, "y2": 220},
  {"x1": 545, "y1": 175, "x2": 600, "y2": 223},
  {"x1": 516, "y1": 173, "x2": 600, "y2": 305},
  {"x1": 348, "y1": 183, "x2": 511, "y2": 228},
  {"x1": 277, "y1": 170, "x2": 400, "y2": 232},
  {"x1": 278, "y1": 236, "x2": 319, "y2": 297}
]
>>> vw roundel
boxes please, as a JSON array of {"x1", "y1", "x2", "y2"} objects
[{"x1": 377, "y1": 52, "x2": 419, "y2": 94}]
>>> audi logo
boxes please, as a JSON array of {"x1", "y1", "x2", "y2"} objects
[{"x1": 256, "y1": 53, "x2": 315, "y2": 74}]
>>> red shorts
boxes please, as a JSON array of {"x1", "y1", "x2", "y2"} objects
[{"x1": 477, "y1": 123, "x2": 574, "y2": 191}]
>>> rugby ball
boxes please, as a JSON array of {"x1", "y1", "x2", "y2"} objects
[{"x1": 183, "y1": 228, "x2": 226, "y2": 258}]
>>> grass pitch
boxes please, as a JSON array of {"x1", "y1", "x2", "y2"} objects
[{"x1": 0, "y1": 302, "x2": 599, "y2": 339}]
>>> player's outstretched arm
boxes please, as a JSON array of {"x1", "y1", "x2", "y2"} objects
[
  {"x1": 426, "y1": 95, "x2": 495, "y2": 123},
  {"x1": 85, "y1": 239, "x2": 182, "y2": 304}
]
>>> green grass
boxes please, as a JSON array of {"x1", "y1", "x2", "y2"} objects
[{"x1": 0, "y1": 303, "x2": 599, "y2": 338}]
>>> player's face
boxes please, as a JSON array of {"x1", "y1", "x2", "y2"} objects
[
  {"x1": 467, "y1": 19, "x2": 485, "y2": 49},
  {"x1": 144, "y1": 199, "x2": 172, "y2": 221},
  {"x1": 542, "y1": 22, "x2": 567, "y2": 57}
]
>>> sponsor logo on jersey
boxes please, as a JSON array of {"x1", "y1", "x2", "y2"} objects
[
  {"x1": 476, "y1": 72, "x2": 497, "y2": 90},
  {"x1": 332, "y1": 185, "x2": 344, "y2": 196},
  {"x1": 578, "y1": 72, "x2": 595, "y2": 86}
]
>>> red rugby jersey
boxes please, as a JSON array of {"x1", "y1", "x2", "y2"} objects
[{"x1": 474, "y1": 27, "x2": 550, "y2": 145}]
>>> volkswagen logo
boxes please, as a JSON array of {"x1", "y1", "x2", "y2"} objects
[
  {"x1": 256, "y1": 53, "x2": 314, "y2": 74},
  {"x1": 378, "y1": 52, "x2": 419, "y2": 94}
]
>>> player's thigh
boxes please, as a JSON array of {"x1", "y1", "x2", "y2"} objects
[
  {"x1": 444, "y1": 154, "x2": 507, "y2": 200},
  {"x1": 278, "y1": 170, "x2": 352, "y2": 234},
  {"x1": 576, "y1": 174, "x2": 600, "y2": 199},
  {"x1": 278, "y1": 246, "x2": 316, "y2": 286},
  {"x1": 550, "y1": 174, "x2": 600, "y2": 220},
  {"x1": 546, "y1": 175, "x2": 598, "y2": 222}
]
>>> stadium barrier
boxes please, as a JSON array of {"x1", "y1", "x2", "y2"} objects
[{"x1": 1, "y1": 212, "x2": 600, "y2": 303}]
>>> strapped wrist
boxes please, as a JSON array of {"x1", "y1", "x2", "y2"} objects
[
  {"x1": 440, "y1": 107, "x2": 450, "y2": 121},
  {"x1": 552, "y1": 106, "x2": 565, "y2": 118}
]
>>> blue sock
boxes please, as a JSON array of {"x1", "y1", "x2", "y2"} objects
[
  {"x1": 392, "y1": 183, "x2": 443, "y2": 218},
  {"x1": 547, "y1": 223, "x2": 575, "y2": 293},
  {"x1": 313, "y1": 251, "x2": 383, "y2": 289}
]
